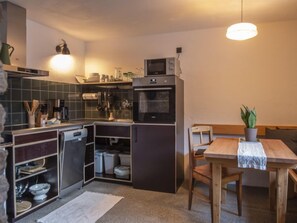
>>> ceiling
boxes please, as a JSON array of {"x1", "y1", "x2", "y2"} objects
[{"x1": 6, "y1": 0, "x2": 297, "y2": 42}]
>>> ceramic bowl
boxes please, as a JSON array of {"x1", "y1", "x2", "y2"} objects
[{"x1": 29, "y1": 183, "x2": 50, "y2": 201}]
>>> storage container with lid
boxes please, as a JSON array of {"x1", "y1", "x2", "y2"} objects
[
  {"x1": 114, "y1": 165, "x2": 130, "y2": 179},
  {"x1": 95, "y1": 150, "x2": 105, "y2": 173},
  {"x1": 119, "y1": 153, "x2": 131, "y2": 166},
  {"x1": 103, "y1": 150, "x2": 119, "y2": 174}
]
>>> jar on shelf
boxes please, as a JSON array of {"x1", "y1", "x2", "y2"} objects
[{"x1": 114, "y1": 67, "x2": 122, "y2": 81}]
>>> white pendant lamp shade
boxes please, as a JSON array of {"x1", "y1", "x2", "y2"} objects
[
  {"x1": 226, "y1": 0, "x2": 258, "y2": 41},
  {"x1": 226, "y1": 22, "x2": 258, "y2": 41}
]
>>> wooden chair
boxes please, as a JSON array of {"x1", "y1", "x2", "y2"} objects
[
  {"x1": 188, "y1": 125, "x2": 243, "y2": 220},
  {"x1": 289, "y1": 169, "x2": 297, "y2": 193}
]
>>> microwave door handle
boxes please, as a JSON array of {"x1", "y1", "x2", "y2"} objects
[{"x1": 134, "y1": 87, "x2": 172, "y2": 91}]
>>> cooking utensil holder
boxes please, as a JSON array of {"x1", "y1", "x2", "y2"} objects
[{"x1": 28, "y1": 113, "x2": 35, "y2": 128}]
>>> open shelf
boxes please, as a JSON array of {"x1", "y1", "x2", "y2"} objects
[
  {"x1": 16, "y1": 169, "x2": 48, "y2": 182},
  {"x1": 80, "y1": 81, "x2": 132, "y2": 85},
  {"x1": 6, "y1": 129, "x2": 59, "y2": 222},
  {"x1": 95, "y1": 173, "x2": 131, "y2": 183},
  {"x1": 16, "y1": 191, "x2": 58, "y2": 217}
]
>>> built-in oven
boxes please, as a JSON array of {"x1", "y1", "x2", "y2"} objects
[
  {"x1": 133, "y1": 76, "x2": 177, "y2": 123},
  {"x1": 132, "y1": 75, "x2": 184, "y2": 193}
]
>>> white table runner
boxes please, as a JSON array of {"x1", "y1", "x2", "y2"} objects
[{"x1": 238, "y1": 142, "x2": 267, "y2": 170}]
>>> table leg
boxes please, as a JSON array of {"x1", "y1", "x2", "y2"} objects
[
  {"x1": 212, "y1": 163, "x2": 222, "y2": 223},
  {"x1": 276, "y1": 168, "x2": 288, "y2": 223}
]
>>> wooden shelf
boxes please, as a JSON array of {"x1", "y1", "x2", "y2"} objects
[
  {"x1": 16, "y1": 169, "x2": 48, "y2": 182},
  {"x1": 16, "y1": 192, "x2": 58, "y2": 218},
  {"x1": 80, "y1": 81, "x2": 132, "y2": 85},
  {"x1": 95, "y1": 173, "x2": 131, "y2": 183}
]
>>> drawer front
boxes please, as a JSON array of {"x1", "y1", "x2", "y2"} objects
[
  {"x1": 14, "y1": 130, "x2": 57, "y2": 145},
  {"x1": 96, "y1": 125, "x2": 130, "y2": 138},
  {"x1": 85, "y1": 144, "x2": 94, "y2": 165},
  {"x1": 15, "y1": 140, "x2": 58, "y2": 163}
]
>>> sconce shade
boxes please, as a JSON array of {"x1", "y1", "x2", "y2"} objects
[
  {"x1": 56, "y1": 39, "x2": 70, "y2": 55},
  {"x1": 226, "y1": 22, "x2": 258, "y2": 41}
]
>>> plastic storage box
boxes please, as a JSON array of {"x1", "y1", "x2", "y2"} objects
[
  {"x1": 95, "y1": 150, "x2": 105, "y2": 173},
  {"x1": 119, "y1": 153, "x2": 131, "y2": 166},
  {"x1": 114, "y1": 166, "x2": 130, "y2": 179},
  {"x1": 103, "y1": 151, "x2": 119, "y2": 174}
]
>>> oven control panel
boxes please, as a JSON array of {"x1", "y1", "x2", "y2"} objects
[{"x1": 133, "y1": 75, "x2": 177, "y2": 87}]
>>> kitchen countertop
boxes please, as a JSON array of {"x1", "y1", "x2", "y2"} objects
[{"x1": 5, "y1": 118, "x2": 133, "y2": 136}]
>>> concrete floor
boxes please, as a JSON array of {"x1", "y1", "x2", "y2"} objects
[{"x1": 16, "y1": 181, "x2": 297, "y2": 223}]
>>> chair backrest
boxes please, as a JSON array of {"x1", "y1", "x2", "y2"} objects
[{"x1": 188, "y1": 125, "x2": 213, "y2": 170}]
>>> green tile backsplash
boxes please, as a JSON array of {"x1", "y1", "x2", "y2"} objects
[
  {"x1": 0, "y1": 78, "x2": 84, "y2": 130},
  {"x1": 0, "y1": 78, "x2": 133, "y2": 131},
  {"x1": 81, "y1": 85, "x2": 133, "y2": 120}
]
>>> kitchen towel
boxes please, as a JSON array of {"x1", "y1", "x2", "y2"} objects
[
  {"x1": 37, "y1": 191, "x2": 123, "y2": 223},
  {"x1": 82, "y1": 93, "x2": 98, "y2": 100},
  {"x1": 238, "y1": 141, "x2": 267, "y2": 170}
]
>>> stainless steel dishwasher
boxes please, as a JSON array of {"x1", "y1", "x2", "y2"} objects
[{"x1": 59, "y1": 127, "x2": 87, "y2": 197}]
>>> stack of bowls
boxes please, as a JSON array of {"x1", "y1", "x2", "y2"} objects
[{"x1": 29, "y1": 183, "x2": 51, "y2": 201}]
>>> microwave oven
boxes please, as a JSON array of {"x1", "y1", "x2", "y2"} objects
[{"x1": 144, "y1": 57, "x2": 181, "y2": 76}]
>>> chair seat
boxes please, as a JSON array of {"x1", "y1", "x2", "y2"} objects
[
  {"x1": 193, "y1": 164, "x2": 243, "y2": 183},
  {"x1": 195, "y1": 148, "x2": 206, "y2": 156}
]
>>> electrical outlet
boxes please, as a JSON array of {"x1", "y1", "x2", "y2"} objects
[{"x1": 176, "y1": 47, "x2": 182, "y2": 53}]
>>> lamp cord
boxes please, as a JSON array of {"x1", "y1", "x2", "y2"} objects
[{"x1": 241, "y1": 0, "x2": 243, "y2": 22}]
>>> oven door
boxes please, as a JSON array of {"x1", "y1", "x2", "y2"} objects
[{"x1": 133, "y1": 86, "x2": 175, "y2": 123}]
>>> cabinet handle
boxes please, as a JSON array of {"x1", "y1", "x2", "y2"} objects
[{"x1": 134, "y1": 127, "x2": 137, "y2": 143}]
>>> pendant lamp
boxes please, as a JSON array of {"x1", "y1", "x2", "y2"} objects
[{"x1": 226, "y1": 0, "x2": 258, "y2": 41}]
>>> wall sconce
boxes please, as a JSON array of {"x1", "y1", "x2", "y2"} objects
[
  {"x1": 55, "y1": 39, "x2": 70, "y2": 55},
  {"x1": 50, "y1": 39, "x2": 73, "y2": 72}
]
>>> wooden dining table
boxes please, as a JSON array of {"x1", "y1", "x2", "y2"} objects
[{"x1": 204, "y1": 138, "x2": 297, "y2": 223}]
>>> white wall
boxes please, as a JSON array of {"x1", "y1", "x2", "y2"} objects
[
  {"x1": 26, "y1": 19, "x2": 85, "y2": 83},
  {"x1": 86, "y1": 20, "x2": 297, "y2": 127},
  {"x1": 85, "y1": 20, "x2": 297, "y2": 187}
]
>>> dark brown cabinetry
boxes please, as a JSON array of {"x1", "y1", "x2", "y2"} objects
[
  {"x1": 132, "y1": 124, "x2": 183, "y2": 193},
  {"x1": 83, "y1": 124, "x2": 95, "y2": 183},
  {"x1": 6, "y1": 130, "x2": 59, "y2": 222}
]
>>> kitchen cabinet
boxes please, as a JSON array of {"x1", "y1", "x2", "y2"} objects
[
  {"x1": 83, "y1": 124, "x2": 95, "y2": 184},
  {"x1": 95, "y1": 122, "x2": 131, "y2": 183},
  {"x1": 132, "y1": 124, "x2": 183, "y2": 193},
  {"x1": 6, "y1": 129, "x2": 59, "y2": 222}
]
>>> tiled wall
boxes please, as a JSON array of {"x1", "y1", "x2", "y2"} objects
[
  {"x1": 0, "y1": 78, "x2": 84, "y2": 130},
  {"x1": 82, "y1": 85, "x2": 133, "y2": 120},
  {"x1": 0, "y1": 78, "x2": 133, "y2": 131}
]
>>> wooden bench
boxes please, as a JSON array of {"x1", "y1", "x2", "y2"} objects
[{"x1": 194, "y1": 124, "x2": 297, "y2": 136}]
